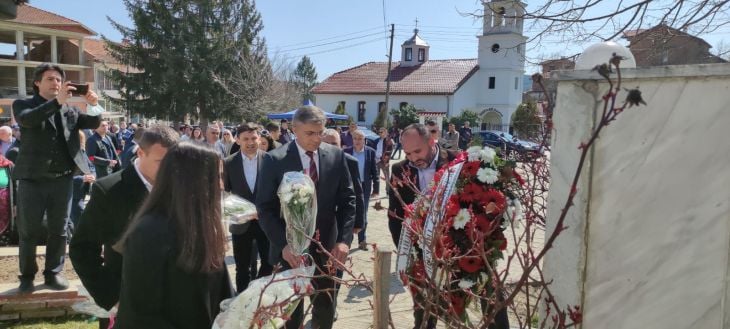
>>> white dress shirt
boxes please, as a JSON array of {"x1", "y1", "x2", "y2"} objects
[
  {"x1": 416, "y1": 146, "x2": 440, "y2": 192},
  {"x1": 241, "y1": 151, "x2": 259, "y2": 192},
  {"x1": 295, "y1": 142, "x2": 319, "y2": 177},
  {"x1": 132, "y1": 158, "x2": 153, "y2": 192}
]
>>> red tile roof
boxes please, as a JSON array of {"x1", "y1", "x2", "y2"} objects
[
  {"x1": 312, "y1": 59, "x2": 479, "y2": 95},
  {"x1": 69, "y1": 38, "x2": 116, "y2": 63},
  {"x1": 9, "y1": 5, "x2": 96, "y2": 35}
]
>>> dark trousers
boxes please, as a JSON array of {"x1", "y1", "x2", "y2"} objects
[
  {"x1": 389, "y1": 217, "x2": 402, "y2": 246},
  {"x1": 17, "y1": 176, "x2": 73, "y2": 278},
  {"x1": 69, "y1": 176, "x2": 91, "y2": 234},
  {"x1": 356, "y1": 185, "x2": 371, "y2": 244},
  {"x1": 411, "y1": 291, "x2": 509, "y2": 329},
  {"x1": 480, "y1": 292, "x2": 510, "y2": 329},
  {"x1": 231, "y1": 221, "x2": 272, "y2": 293},
  {"x1": 286, "y1": 251, "x2": 336, "y2": 329}
]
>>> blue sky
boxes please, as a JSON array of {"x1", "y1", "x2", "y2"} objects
[{"x1": 26, "y1": 1, "x2": 730, "y2": 79}]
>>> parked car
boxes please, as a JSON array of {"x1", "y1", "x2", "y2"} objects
[{"x1": 478, "y1": 130, "x2": 542, "y2": 159}]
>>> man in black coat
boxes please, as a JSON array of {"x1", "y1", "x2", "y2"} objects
[
  {"x1": 86, "y1": 120, "x2": 120, "y2": 178},
  {"x1": 256, "y1": 106, "x2": 355, "y2": 329},
  {"x1": 387, "y1": 123, "x2": 456, "y2": 329},
  {"x1": 70, "y1": 125, "x2": 178, "y2": 310},
  {"x1": 223, "y1": 123, "x2": 272, "y2": 293},
  {"x1": 12, "y1": 63, "x2": 102, "y2": 293}
]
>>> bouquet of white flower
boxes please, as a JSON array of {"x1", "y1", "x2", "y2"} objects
[
  {"x1": 277, "y1": 172, "x2": 317, "y2": 256},
  {"x1": 222, "y1": 192, "x2": 258, "y2": 225},
  {"x1": 212, "y1": 265, "x2": 316, "y2": 329}
]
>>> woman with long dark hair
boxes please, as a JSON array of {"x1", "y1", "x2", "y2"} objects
[{"x1": 114, "y1": 142, "x2": 232, "y2": 329}]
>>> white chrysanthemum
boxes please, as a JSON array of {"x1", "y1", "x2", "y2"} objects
[
  {"x1": 281, "y1": 192, "x2": 294, "y2": 203},
  {"x1": 476, "y1": 167, "x2": 499, "y2": 184},
  {"x1": 479, "y1": 147, "x2": 496, "y2": 163},
  {"x1": 458, "y1": 278, "x2": 475, "y2": 290},
  {"x1": 467, "y1": 146, "x2": 483, "y2": 161},
  {"x1": 453, "y1": 209, "x2": 471, "y2": 230}
]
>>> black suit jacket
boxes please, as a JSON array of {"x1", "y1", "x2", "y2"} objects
[
  {"x1": 116, "y1": 213, "x2": 233, "y2": 329},
  {"x1": 256, "y1": 142, "x2": 356, "y2": 265},
  {"x1": 87, "y1": 132, "x2": 120, "y2": 178},
  {"x1": 12, "y1": 94, "x2": 101, "y2": 179},
  {"x1": 223, "y1": 150, "x2": 264, "y2": 235},
  {"x1": 344, "y1": 153, "x2": 365, "y2": 240},
  {"x1": 387, "y1": 147, "x2": 456, "y2": 223},
  {"x1": 69, "y1": 165, "x2": 148, "y2": 310},
  {"x1": 345, "y1": 146, "x2": 380, "y2": 195}
]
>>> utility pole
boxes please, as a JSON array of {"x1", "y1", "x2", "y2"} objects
[{"x1": 383, "y1": 23, "x2": 395, "y2": 129}]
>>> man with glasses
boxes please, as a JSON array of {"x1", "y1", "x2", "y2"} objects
[{"x1": 257, "y1": 105, "x2": 355, "y2": 329}]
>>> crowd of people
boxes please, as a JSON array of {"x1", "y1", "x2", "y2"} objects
[{"x1": 5, "y1": 62, "x2": 493, "y2": 329}]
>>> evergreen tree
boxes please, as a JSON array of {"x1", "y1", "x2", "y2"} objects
[
  {"x1": 390, "y1": 104, "x2": 419, "y2": 129},
  {"x1": 334, "y1": 102, "x2": 346, "y2": 114},
  {"x1": 294, "y1": 56, "x2": 318, "y2": 103},
  {"x1": 373, "y1": 107, "x2": 391, "y2": 130},
  {"x1": 511, "y1": 102, "x2": 543, "y2": 140},
  {"x1": 104, "y1": 0, "x2": 269, "y2": 123},
  {"x1": 447, "y1": 110, "x2": 480, "y2": 130}
]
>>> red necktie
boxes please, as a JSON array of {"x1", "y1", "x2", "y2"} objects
[{"x1": 305, "y1": 151, "x2": 318, "y2": 185}]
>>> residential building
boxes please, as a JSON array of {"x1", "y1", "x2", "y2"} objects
[
  {"x1": 0, "y1": 4, "x2": 125, "y2": 121},
  {"x1": 623, "y1": 23, "x2": 726, "y2": 66}
]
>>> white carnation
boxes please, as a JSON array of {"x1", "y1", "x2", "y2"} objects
[
  {"x1": 476, "y1": 167, "x2": 499, "y2": 184},
  {"x1": 458, "y1": 278, "x2": 475, "y2": 289},
  {"x1": 452, "y1": 209, "x2": 471, "y2": 230},
  {"x1": 479, "y1": 147, "x2": 496, "y2": 163},
  {"x1": 467, "y1": 146, "x2": 483, "y2": 161}
]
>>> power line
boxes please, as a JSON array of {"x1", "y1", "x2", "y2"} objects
[
  {"x1": 270, "y1": 26, "x2": 383, "y2": 49},
  {"x1": 277, "y1": 31, "x2": 385, "y2": 52},
  {"x1": 278, "y1": 36, "x2": 389, "y2": 59}
]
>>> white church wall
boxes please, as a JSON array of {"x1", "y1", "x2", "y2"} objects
[
  {"x1": 315, "y1": 93, "x2": 450, "y2": 126},
  {"x1": 544, "y1": 63, "x2": 730, "y2": 329}
]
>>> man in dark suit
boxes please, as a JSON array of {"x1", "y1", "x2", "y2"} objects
[
  {"x1": 387, "y1": 123, "x2": 456, "y2": 329},
  {"x1": 223, "y1": 123, "x2": 272, "y2": 293},
  {"x1": 86, "y1": 120, "x2": 120, "y2": 178},
  {"x1": 12, "y1": 63, "x2": 102, "y2": 293},
  {"x1": 70, "y1": 125, "x2": 178, "y2": 312},
  {"x1": 322, "y1": 128, "x2": 364, "y2": 321},
  {"x1": 257, "y1": 105, "x2": 356, "y2": 329},
  {"x1": 345, "y1": 129, "x2": 379, "y2": 251}
]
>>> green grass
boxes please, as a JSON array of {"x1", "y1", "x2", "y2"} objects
[{"x1": 0, "y1": 314, "x2": 98, "y2": 329}]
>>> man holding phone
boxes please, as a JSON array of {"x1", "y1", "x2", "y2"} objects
[{"x1": 12, "y1": 63, "x2": 103, "y2": 293}]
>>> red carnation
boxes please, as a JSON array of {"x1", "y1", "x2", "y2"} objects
[
  {"x1": 445, "y1": 196, "x2": 461, "y2": 218},
  {"x1": 471, "y1": 213, "x2": 495, "y2": 234},
  {"x1": 480, "y1": 189, "x2": 507, "y2": 215},
  {"x1": 461, "y1": 161, "x2": 481, "y2": 177},
  {"x1": 458, "y1": 254, "x2": 484, "y2": 273},
  {"x1": 449, "y1": 293, "x2": 466, "y2": 315},
  {"x1": 461, "y1": 183, "x2": 484, "y2": 203}
]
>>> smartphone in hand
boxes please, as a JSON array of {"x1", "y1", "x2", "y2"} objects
[{"x1": 68, "y1": 83, "x2": 89, "y2": 96}]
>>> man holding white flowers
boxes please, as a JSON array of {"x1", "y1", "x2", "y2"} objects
[
  {"x1": 257, "y1": 105, "x2": 356, "y2": 329},
  {"x1": 223, "y1": 123, "x2": 272, "y2": 293}
]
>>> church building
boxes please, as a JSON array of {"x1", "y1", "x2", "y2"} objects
[{"x1": 312, "y1": 0, "x2": 527, "y2": 131}]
